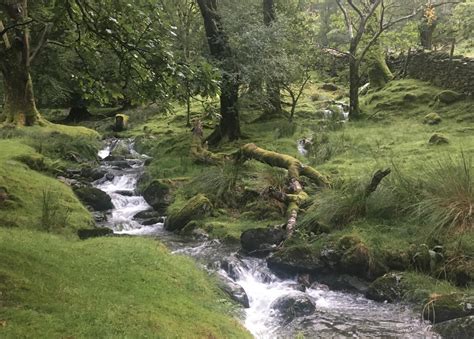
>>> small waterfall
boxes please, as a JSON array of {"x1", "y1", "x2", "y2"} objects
[{"x1": 94, "y1": 139, "x2": 438, "y2": 338}]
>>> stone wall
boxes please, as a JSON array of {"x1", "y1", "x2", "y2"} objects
[{"x1": 388, "y1": 51, "x2": 474, "y2": 96}]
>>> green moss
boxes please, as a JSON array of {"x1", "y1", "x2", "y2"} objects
[
  {"x1": 0, "y1": 229, "x2": 251, "y2": 338},
  {"x1": 423, "y1": 113, "x2": 442, "y2": 125},
  {"x1": 165, "y1": 194, "x2": 213, "y2": 232}
]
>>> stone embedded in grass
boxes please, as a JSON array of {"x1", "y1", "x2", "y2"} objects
[
  {"x1": 164, "y1": 194, "x2": 212, "y2": 232},
  {"x1": 423, "y1": 293, "x2": 474, "y2": 323},
  {"x1": 74, "y1": 186, "x2": 114, "y2": 211},
  {"x1": 429, "y1": 133, "x2": 449, "y2": 145},
  {"x1": 433, "y1": 315, "x2": 474, "y2": 337},
  {"x1": 423, "y1": 113, "x2": 442, "y2": 125},
  {"x1": 321, "y1": 83, "x2": 338, "y2": 91},
  {"x1": 436, "y1": 90, "x2": 465, "y2": 105}
]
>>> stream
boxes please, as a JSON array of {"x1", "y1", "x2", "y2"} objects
[{"x1": 94, "y1": 139, "x2": 437, "y2": 338}]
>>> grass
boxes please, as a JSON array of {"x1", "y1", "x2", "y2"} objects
[
  {"x1": 0, "y1": 139, "x2": 93, "y2": 233},
  {"x1": 0, "y1": 228, "x2": 251, "y2": 338}
]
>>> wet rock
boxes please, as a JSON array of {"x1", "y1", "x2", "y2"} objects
[
  {"x1": 217, "y1": 274, "x2": 250, "y2": 308},
  {"x1": 141, "y1": 218, "x2": 162, "y2": 226},
  {"x1": 81, "y1": 167, "x2": 107, "y2": 181},
  {"x1": 77, "y1": 227, "x2": 113, "y2": 240},
  {"x1": 107, "y1": 160, "x2": 132, "y2": 169},
  {"x1": 74, "y1": 187, "x2": 114, "y2": 211},
  {"x1": 165, "y1": 194, "x2": 212, "y2": 232},
  {"x1": 366, "y1": 272, "x2": 405, "y2": 302},
  {"x1": 429, "y1": 133, "x2": 449, "y2": 145},
  {"x1": 423, "y1": 113, "x2": 442, "y2": 125},
  {"x1": 267, "y1": 244, "x2": 325, "y2": 277},
  {"x1": 423, "y1": 293, "x2": 474, "y2": 323},
  {"x1": 57, "y1": 176, "x2": 84, "y2": 189},
  {"x1": 221, "y1": 256, "x2": 247, "y2": 281},
  {"x1": 270, "y1": 292, "x2": 316, "y2": 322},
  {"x1": 91, "y1": 211, "x2": 107, "y2": 223},
  {"x1": 191, "y1": 228, "x2": 210, "y2": 241},
  {"x1": 433, "y1": 315, "x2": 474, "y2": 338},
  {"x1": 143, "y1": 180, "x2": 173, "y2": 213},
  {"x1": 133, "y1": 210, "x2": 161, "y2": 220},
  {"x1": 240, "y1": 227, "x2": 286, "y2": 256},
  {"x1": 321, "y1": 274, "x2": 369, "y2": 294},
  {"x1": 115, "y1": 190, "x2": 135, "y2": 197}
]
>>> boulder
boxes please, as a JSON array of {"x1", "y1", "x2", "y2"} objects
[
  {"x1": 423, "y1": 293, "x2": 474, "y2": 323},
  {"x1": 433, "y1": 315, "x2": 474, "y2": 338},
  {"x1": 270, "y1": 292, "x2": 316, "y2": 323},
  {"x1": 143, "y1": 180, "x2": 173, "y2": 213},
  {"x1": 429, "y1": 133, "x2": 449, "y2": 145},
  {"x1": 423, "y1": 113, "x2": 442, "y2": 125},
  {"x1": 133, "y1": 209, "x2": 160, "y2": 220},
  {"x1": 267, "y1": 244, "x2": 325, "y2": 276},
  {"x1": 240, "y1": 227, "x2": 286, "y2": 256},
  {"x1": 337, "y1": 235, "x2": 370, "y2": 278},
  {"x1": 77, "y1": 227, "x2": 114, "y2": 240},
  {"x1": 366, "y1": 272, "x2": 405, "y2": 302},
  {"x1": 216, "y1": 274, "x2": 250, "y2": 308},
  {"x1": 220, "y1": 256, "x2": 247, "y2": 281},
  {"x1": 164, "y1": 194, "x2": 212, "y2": 232},
  {"x1": 80, "y1": 167, "x2": 108, "y2": 181},
  {"x1": 436, "y1": 90, "x2": 464, "y2": 105},
  {"x1": 74, "y1": 187, "x2": 114, "y2": 211}
]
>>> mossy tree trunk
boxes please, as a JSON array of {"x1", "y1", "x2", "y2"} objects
[
  {"x1": 366, "y1": 45, "x2": 392, "y2": 89},
  {"x1": 196, "y1": 0, "x2": 240, "y2": 144},
  {"x1": 0, "y1": 1, "x2": 42, "y2": 126},
  {"x1": 348, "y1": 54, "x2": 360, "y2": 119}
]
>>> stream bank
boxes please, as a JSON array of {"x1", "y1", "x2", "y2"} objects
[{"x1": 90, "y1": 138, "x2": 439, "y2": 338}]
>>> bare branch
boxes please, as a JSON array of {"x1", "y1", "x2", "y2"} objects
[
  {"x1": 29, "y1": 23, "x2": 51, "y2": 63},
  {"x1": 347, "y1": 0, "x2": 363, "y2": 19},
  {"x1": 336, "y1": 0, "x2": 353, "y2": 38}
]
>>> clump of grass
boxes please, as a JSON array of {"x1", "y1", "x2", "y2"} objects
[
  {"x1": 185, "y1": 162, "x2": 250, "y2": 208},
  {"x1": 40, "y1": 189, "x2": 72, "y2": 232},
  {"x1": 410, "y1": 152, "x2": 473, "y2": 235},
  {"x1": 274, "y1": 120, "x2": 298, "y2": 138}
]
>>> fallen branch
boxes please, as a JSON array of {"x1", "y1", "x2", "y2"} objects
[
  {"x1": 190, "y1": 122, "x2": 329, "y2": 236},
  {"x1": 365, "y1": 168, "x2": 391, "y2": 197}
]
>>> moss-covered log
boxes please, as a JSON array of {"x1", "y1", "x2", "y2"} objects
[{"x1": 190, "y1": 125, "x2": 329, "y2": 236}]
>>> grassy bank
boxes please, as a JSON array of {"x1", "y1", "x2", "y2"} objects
[{"x1": 0, "y1": 229, "x2": 250, "y2": 338}]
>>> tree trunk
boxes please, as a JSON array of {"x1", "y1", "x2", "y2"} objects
[
  {"x1": 0, "y1": 0, "x2": 41, "y2": 126},
  {"x1": 1, "y1": 64, "x2": 40, "y2": 126},
  {"x1": 419, "y1": 22, "x2": 436, "y2": 50},
  {"x1": 197, "y1": 0, "x2": 240, "y2": 144},
  {"x1": 263, "y1": 0, "x2": 282, "y2": 117},
  {"x1": 348, "y1": 57, "x2": 360, "y2": 119},
  {"x1": 66, "y1": 94, "x2": 91, "y2": 122}
]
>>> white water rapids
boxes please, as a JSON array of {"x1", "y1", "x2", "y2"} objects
[{"x1": 93, "y1": 139, "x2": 437, "y2": 338}]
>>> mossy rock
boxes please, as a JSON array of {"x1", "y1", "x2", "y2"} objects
[
  {"x1": 366, "y1": 272, "x2": 405, "y2": 302},
  {"x1": 267, "y1": 244, "x2": 324, "y2": 276},
  {"x1": 433, "y1": 315, "x2": 474, "y2": 338},
  {"x1": 436, "y1": 90, "x2": 464, "y2": 105},
  {"x1": 443, "y1": 257, "x2": 474, "y2": 287},
  {"x1": 142, "y1": 180, "x2": 173, "y2": 213},
  {"x1": 423, "y1": 113, "x2": 442, "y2": 125},
  {"x1": 423, "y1": 293, "x2": 474, "y2": 323},
  {"x1": 165, "y1": 194, "x2": 212, "y2": 232},
  {"x1": 74, "y1": 187, "x2": 114, "y2": 211},
  {"x1": 115, "y1": 114, "x2": 129, "y2": 131},
  {"x1": 429, "y1": 133, "x2": 449, "y2": 145}
]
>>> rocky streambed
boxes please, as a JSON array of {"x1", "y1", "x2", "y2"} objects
[{"x1": 71, "y1": 139, "x2": 449, "y2": 338}]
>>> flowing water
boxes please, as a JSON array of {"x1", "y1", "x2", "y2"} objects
[{"x1": 94, "y1": 139, "x2": 437, "y2": 338}]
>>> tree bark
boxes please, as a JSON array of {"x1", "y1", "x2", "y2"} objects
[
  {"x1": 0, "y1": 1, "x2": 41, "y2": 126},
  {"x1": 196, "y1": 0, "x2": 240, "y2": 144},
  {"x1": 263, "y1": 0, "x2": 282, "y2": 117},
  {"x1": 348, "y1": 56, "x2": 360, "y2": 119}
]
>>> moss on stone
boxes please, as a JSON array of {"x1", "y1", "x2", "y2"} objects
[
  {"x1": 165, "y1": 194, "x2": 212, "y2": 232},
  {"x1": 423, "y1": 113, "x2": 442, "y2": 125}
]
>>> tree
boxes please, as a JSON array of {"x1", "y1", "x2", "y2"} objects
[
  {"x1": 335, "y1": 0, "x2": 427, "y2": 118},
  {"x1": 262, "y1": 0, "x2": 282, "y2": 117},
  {"x1": 0, "y1": 0, "x2": 44, "y2": 125},
  {"x1": 196, "y1": 0, "x2": 240, "y2": 144}
]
